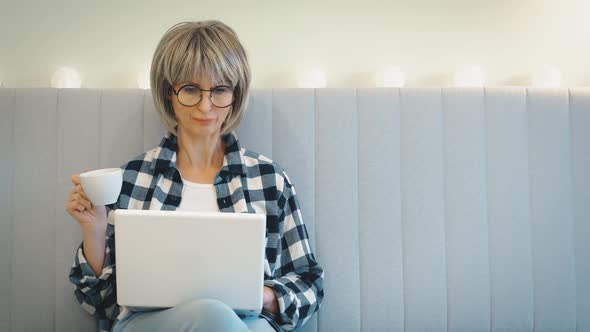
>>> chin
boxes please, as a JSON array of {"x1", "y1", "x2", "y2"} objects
[{"x1": 187, "y1": 125, "x2": 220, "y2": 136}]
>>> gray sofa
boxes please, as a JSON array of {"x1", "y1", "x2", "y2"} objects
[{"x1": 0, "y1": 87, "x2": 588, "y2": 332}]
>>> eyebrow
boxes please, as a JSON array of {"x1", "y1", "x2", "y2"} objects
[
  {"x1": 178, "y1": 82, "x2": 230, "y2": 88},
  {"x1": 177, "y1": 82, "x2": 201, "y2": 86}
]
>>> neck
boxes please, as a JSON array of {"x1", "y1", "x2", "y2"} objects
[{"x1": 175, "y1": 129, "x2": 225, "y2": 170}]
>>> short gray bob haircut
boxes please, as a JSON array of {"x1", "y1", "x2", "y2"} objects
[{"x1": 150, "y1": 20, "x2": 251, "y2": 136}]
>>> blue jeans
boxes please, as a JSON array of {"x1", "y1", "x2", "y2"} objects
[{"x1": 112, "y1": 298, "x2": 276, "y2": 332}]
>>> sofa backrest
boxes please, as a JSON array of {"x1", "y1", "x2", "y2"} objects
[{"x1": 0, "y1": 88, "x2": 589, "y2": 332}]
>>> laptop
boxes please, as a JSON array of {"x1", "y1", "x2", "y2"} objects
[{"x1": 111, "y1": 209, "x2": 266, "y2": 317}]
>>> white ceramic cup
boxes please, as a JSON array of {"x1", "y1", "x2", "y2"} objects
[{"x1": 79, "y1": 168, "x2": 123, "y2": 206}]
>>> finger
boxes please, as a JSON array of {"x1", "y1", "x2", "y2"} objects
[
  {"x1": 76, "y1": 202, "x2": 85, "y2": 212},
  {"x1": 73, "y1": 193, "x2": 92, "y2": 210},
  {"x1": 68, "y1": 190, "x2": 79, "y2": 204},
  {"x1": 79, "y1": 199, "x2": 92, "y2": 211},
  {"x1": 80, "y1": 197, "x2": 92, "y2": 211},
  {"x1": 77, "y1": 200, "x2": 91, "y2": 212},
  {"x1": 69, "y1": 185, "x2": 89, "y2": 204},
  {"x1": 71, "y1": 174, "x2": 81, "y2": 185},
  {"x1": 81, "y1": 193, "x2": 94, "y2": 209},
  {"x1": 76, "y1": 185, "x2": 90, "y2": 201},
  {"x1": 65, "y1": 201, "x2": 75, "y2": 213},
  {"x1": 66, "y1": 201, "x2": 86, "y2": 214},
  {"x1": 70, "y1": 186, "x2": 82, "y2": 196},
  {"x1": 67, "y1": 203, "x2": 80, "y2": 214}
]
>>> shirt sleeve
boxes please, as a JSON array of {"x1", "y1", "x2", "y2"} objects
[
  {"x1": 264, "y1": 170, "x2": 325, "y2": 331},
  {"x1": 68, "y1": 203, "x2": 119, "y2": 327}
]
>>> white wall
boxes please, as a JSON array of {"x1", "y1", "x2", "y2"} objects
[{"x1": 1, "y1": 0, "x2": 589, "y2": 88}]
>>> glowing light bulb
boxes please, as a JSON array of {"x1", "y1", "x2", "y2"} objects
[
  {"x1": 453, "y1": 65, "x2": 485, "y2": 87},
  {"x1": 376, "y1": 66, "x2": 405, "y2": 87},
  {"x1": 297, "y1": 67, "x2": 327, "y2": 88},
  {"x1": 137, "y1": 62, "x2": 151, "y2": 89},
  {"x1": 51, "y1": 66, "x2": 81, "y2": 88},
  {"x1": 532, "y1": 66, "x2": 561, "y2": 88}
]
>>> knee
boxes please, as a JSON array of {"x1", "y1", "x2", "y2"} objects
[
  {"x1": 181, "y1": 298, "x2": 233, "y2": 317},
  {"x1": 176, "y1": 298, "x2": 246, "y2": 331}
]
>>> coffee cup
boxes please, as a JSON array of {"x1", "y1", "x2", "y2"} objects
[{"x1": 79, "y1": 168, "x2": 123, "y2": 206}]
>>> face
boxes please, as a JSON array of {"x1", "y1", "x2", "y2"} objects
[{"x1": 168, "y1": 75, "x2": 232, "y2": 139}]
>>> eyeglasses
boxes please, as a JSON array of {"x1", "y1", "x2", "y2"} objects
[{"x1": 172, "y1": 84, "x2": 235, "y2": 108}]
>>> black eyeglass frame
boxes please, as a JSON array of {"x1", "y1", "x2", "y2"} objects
[{"x1": 171, "y1": 84, "x2": 235, "y2": 108}]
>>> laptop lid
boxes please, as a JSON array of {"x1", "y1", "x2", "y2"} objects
[{"x1": 112, "y1": 209, "x2": 266, "y2": 317}]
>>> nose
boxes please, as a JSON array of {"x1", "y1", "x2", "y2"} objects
[{"x1": 196, "y1": 91, "x2": 213, "y2": 112}]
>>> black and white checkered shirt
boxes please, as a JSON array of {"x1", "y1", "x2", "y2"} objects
[{"x1": 68, "y1": 131, "x2": 324, "y2": 332}]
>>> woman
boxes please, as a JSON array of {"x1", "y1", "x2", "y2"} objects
[{"x1": 65, "y1": 20, "x2": 324, "y2": 332}]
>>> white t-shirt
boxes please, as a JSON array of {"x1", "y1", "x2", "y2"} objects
[{"x1": 177, "y1": 176, "x2": 219, "y2": 212}]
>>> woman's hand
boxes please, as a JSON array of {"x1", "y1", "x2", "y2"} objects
[
  {"x1": 263, "y1": 286, "x2": 279, "y2": 315},
  {"x1": 65, "y1": 173, "x2": 107, "y2": 231}
]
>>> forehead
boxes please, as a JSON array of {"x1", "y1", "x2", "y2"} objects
[{"x1": 176, "y1": 74, "x2": 227, "y2": 87}]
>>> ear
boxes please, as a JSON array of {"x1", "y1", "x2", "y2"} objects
[{"x1": 167, "y1": 89, "x2": 174, "y2": 101}]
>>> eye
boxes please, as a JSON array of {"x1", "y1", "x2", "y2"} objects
[
  {"x1": 182, "y1": 86, "x2": 200, "y2": 94},
  {"x1": 212, "y1": 86, "x2": 232, "y2": 95}
]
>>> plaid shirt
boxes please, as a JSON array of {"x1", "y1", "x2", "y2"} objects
[{"x1": 68, "y1": 131, "x2": 324, "y2": 332}]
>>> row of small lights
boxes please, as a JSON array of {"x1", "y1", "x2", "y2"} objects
[
  {"x1": 302, "y1": 65, "x2": 565, "y2": 88},
  {"x1": 0, "y1": 64, "x2": 569, "y2": 89}
]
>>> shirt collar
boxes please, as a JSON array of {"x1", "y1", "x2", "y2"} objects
[{"x1": 150, "y1": 130, "x2": 247, "y2": 178}]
